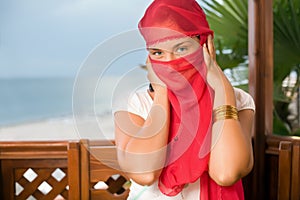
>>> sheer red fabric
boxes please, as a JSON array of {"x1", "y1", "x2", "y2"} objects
[
  {"x1": 138, "y1": 0, "x2": 212, "y2": 46},
  {"x1": 138, "y1": 0, "x2": 244, "y2": 199}
]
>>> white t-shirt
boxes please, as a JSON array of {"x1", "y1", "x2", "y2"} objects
[
  {"x1": 122, "y1": 86, "x2": 255, "y2": 120},
  {"x1": 114, "y1": 86, "x2": 255, "y2": 200}
]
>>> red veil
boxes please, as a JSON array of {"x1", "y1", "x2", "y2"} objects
[{"x1": 138, "y1": 0, "x2": 244, "y2": 199}]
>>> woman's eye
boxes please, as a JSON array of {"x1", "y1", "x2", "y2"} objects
[
  {"x1": 150, "y1": 51, "x2": 163, "y2": 57},
  {"x1": 154, "y1": 51, "x2": 162, "y2": 56},
  {"x1": 175, "y1": 47, "x2": 188, "y2": 54}
]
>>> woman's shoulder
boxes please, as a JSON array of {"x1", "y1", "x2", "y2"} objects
[{"x1": 233, "y1": 87, "x2": 255, "y2": 111}]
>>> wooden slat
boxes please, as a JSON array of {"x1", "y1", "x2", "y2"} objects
[
  {"x1": 265, "y1": 153, "x2": 279, "y2": 200},
  {"x1": 90, "y1": 189, "x2": 129, "y2": 200},
  {"x1": 14, "y1": 168, "x2": 28, "y2": 181},
  {"x1": 265, "y1": 136, "x2": 280, "y2": 155},
  {"x1": 278, "y1": 141, "x2": 292, "y2": 200},
  {"x1": 30, "y1": 189, "x2": 44, "y2": 200},
  {"x1": 291, "y1": 143, "x2": 300, "y2": 200},
  {"x1": 68, "y1": 141, "x2": 80, "y2": 200},
  {"x1": 89, "y1": 140, "x2": 116, "y2": 146},
  {"x1": 1, "y1": 160, "x2": 15, "y2": 200},
  {"x1": 89, "y1": 146, "x2": 119, "y2": 170},
  {"x1": 46, "y1": 176, "x2": 68, "y2": 200},
  {"x1": 80, "y1": 139, "x2": 90, "y2": 200},
  {"x1": 0, "y1": 141, "x2": 69, "y2": 159}
]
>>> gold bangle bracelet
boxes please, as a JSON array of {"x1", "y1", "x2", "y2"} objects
[
  {"x1": 213, "y1": 105, "x2": 237, "y2": 113},
  {"x1": 213, "y1": 105, "x2": 239, "y2": 122}
]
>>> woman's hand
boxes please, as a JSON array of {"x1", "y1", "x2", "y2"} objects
[
  {"x1": 146, "y1": 58, "x2": 166, "y2": 92},
  {"x1": 203, "y1": 35, "x2": 227, "y2": 91}
]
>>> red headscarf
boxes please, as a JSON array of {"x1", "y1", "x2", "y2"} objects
[{"x1": 138, "y1": 0, "x2": 244, "y2": 199}]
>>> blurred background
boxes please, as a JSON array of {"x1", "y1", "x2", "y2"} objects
[
  {"x1": 0, "y1": 0, "x2": 153, "y2": 126},
  {"x1": 1, "y1": 0, "x2": 299, "y2": 138}
]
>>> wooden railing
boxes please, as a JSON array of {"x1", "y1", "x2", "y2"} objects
[
  {"x1": 265, "y1": 135, "x2": 300, "y2": 200},
  {"x1": 0, "y1": 140, "x2": 130, "y2": 200},
  {"x1": 0, "y1": 138, "x2": 299, "y2": 200},
  {"x1": 80, "y1": 140, "x2": 130, "y2": 200},
  {"x1": 0, "y1": 141, "x2": 70, "y2": 200}
]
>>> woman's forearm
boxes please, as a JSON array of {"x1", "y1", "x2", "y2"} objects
[
  {"x1": 115, "y1": 88, "x2": 170, "y2": 184},
  {"x1": 125, "y1": 92, "x2": 170, "y2": 153},
  {"x1": 209, "y1": 80, "x2": 253, "y2": 186}
]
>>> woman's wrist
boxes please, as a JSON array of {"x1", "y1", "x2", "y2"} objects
[
  {"x1": 152, "y1": 84, "x2": 167, "y2": 95},
  {"x1": 213, "y1": 80, "x2": 236, "y2": 109}
]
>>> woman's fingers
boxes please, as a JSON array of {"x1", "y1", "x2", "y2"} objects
[
  {"x1": 146, "y1": 57, "x2": 166, "y2": 87},
  {"x1": 207, "y1": 35, "x2": 216, "y2": 61},
  {"x1": 203, "y1": 35, "x2": 216, "y2": 68},
  {"x1": 203, "y1": 43, "x2": 211, "y2": 67},
  {"x1": 203, "y1": 35, "x2": 224, "y2": 90}
]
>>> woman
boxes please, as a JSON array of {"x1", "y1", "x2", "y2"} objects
[{"x1": 114, "y1": 0, "x2": 255, "y2": 199}]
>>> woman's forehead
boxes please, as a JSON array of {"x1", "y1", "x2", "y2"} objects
[{"x1": 147, "y1": 36, "x2": 199, "y2": 50}]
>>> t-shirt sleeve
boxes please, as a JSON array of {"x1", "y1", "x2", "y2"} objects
[
  {"x1": 112, "y1": 90, "x2": 151, "y2": 120},
  {"x1": 127, "y1": 93, "x2": 147, "y2": 118},
  {"x1": 234, "y1": 87, "x2": 256, "y2": 112}
]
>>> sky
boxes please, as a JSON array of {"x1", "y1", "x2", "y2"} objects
[{"x1": 0, "y1": 0, "x2": 207, "y2": 78}]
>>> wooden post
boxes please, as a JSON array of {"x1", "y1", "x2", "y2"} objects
[
  {"x1": 68, "y1": 141, "x2": 81, "y2": 200},
  {"x1": 248, "y1": 0, "x2": 273, "y2": 199},
  {"x1": 80, "y1": 139, "x2": 90, "y2": 200}
]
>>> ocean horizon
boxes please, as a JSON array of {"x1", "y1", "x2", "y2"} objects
[
  {"x1": 0, "y1": 77, "x2": 74, "y2": 126},
  {"x1": 0, "y1": 77, "x2": 114, "y2": 127},
  {"x1": 0, "y1": 71, "x2": 148, "y2": 127}
]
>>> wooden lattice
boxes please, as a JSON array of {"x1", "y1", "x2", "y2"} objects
[
  {"x1": 14, "y1": 167, "x2": 68, "y2": 200},
  {"x1": 0, "y1": 140, "x2": 132, "y2": 199},
  {"x1": 0, "y1": 141, "x2": 71, "y2": 200},
  {"x1": 81, "y1": 139, "x2": 130, "y2": 199},
  {"x1": 91, "y1": 174, "x2": 130, "y2": 196}
]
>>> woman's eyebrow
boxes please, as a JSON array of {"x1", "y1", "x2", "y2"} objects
[
  {"x1": 147, "y1": 48, "x2": 160, "y2": 51},
  {"x1": 172, "y1": 41, "x2": 192, "y2": 49},
  {"x1": 147, "y1": 40, "x2": 193, "y2": 51}
]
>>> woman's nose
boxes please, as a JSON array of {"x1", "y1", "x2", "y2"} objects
[{"x1": 164, "y1": 52, "x2": 177, "y2": 61}]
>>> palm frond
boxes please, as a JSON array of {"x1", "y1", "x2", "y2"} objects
[
  {"x1": 201, "y1": 0, "x2": 248, "y2": 69},
  {"x1": 202, "y1": 0, "x2": 300, "y2": 135},
  {"x1": 273, "y1": 0, "x2": 300, "y2": 82}
]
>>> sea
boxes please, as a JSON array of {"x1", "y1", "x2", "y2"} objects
[
  {"x1": 0, "y1": 78, "x2": 77, "y2": 126},
  {"x1": 0, "y1": 68, "x2": 248, "y2": 127},
  {"x1": 0, "y1": 72, "x2": 148, "y2": 127}
]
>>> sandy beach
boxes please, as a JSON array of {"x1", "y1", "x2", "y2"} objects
[{"x1": 0, "y1": 115, "x2": 115, "y2": 141}]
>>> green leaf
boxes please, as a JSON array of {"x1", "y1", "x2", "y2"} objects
[
  {"x1": 273, "y1": 109, "x2": 291, "y2": 136},
  {"x1": 273, "y1": 116, "x2": 291, "y2": 136}
]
